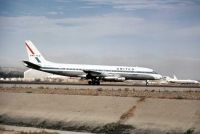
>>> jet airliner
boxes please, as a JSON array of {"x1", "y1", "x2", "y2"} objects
[
  {"x1": 164, "y1": 75, "x2": 199, "y2": 84},
  {"x1": 23, "y1": 40, "x2": 162, "y2": 85}
]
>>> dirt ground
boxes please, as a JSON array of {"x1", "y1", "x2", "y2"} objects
[
  {"x1": 0, "y1": 90, "x2": 200, "y2": 134},
  {"x1": 0, "y1": 86, "x2": 200, "y2": 100},
  {"x1": 0, "y1": 125, "x2": 90, "y2": 134}
]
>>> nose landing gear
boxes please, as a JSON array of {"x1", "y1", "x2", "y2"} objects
[{"x1": 146, "y1": 80, "x2": 149, "y2": 86}]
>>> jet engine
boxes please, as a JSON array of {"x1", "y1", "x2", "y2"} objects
[{"x1": 103, "y1": 77, "x2": 126, "y2": 82}]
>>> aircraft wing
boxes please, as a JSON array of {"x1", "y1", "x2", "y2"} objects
[
  {"x1": 83, "y1": 70, "x2": 125, "y2": 82},
  {"x1": 83, "y1": 70, "x2": 107, "y2": 77}
]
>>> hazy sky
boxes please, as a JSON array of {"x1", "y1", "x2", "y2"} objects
[{"x1": 0, "y1": 0, "x2": 200, "y2": 79}]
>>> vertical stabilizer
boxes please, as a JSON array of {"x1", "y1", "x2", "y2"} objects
[
  {"x1": 173, "y1": 75, "x2": 177, "y2": 80},
  {"x1": 25, "y1": 40, "x2": 47, "y2": 65}
]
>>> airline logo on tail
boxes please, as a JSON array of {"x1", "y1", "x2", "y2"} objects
[
  {"x1": 25, "y1": 42, "x2": 35, "y2": 55},
  {"x1": 25, "y1": 41, "x2": 42, "y2": 63},
  {"x1": 35, "y1": 57, "x2": 41, "y2": 63}
]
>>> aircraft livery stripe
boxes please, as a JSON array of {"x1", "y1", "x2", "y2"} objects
[
  {"x1": 35, "y1": 57, "x2": 41, "y2": 63},
  {"x1": 25, "y1": 43, "x2": 35, "y2": 55},
  {"x1": 41, "y1": 67, "x2": 157, "y2": 74}
]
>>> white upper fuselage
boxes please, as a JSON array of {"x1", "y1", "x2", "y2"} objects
[{"x1": 38, "y1": 61, "x2": 162, "y2": 80}]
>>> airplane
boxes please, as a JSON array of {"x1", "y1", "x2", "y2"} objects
[
  {"x1": 164, "y1": 75, "x2": 199, "y2": 84},
  {"x1": 23, "y1": 40, "x2": 162, "y2": 85}
]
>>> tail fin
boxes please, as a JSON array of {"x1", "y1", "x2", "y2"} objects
[
  {"x1": 25, "y1": 40, "x2": 47, "y2": 65},
  {"x1": 173, "y1": 75, "x2": 177, "y2": 80}
]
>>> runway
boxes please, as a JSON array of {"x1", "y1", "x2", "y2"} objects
[{"x1": 0, "y1": 81, "x2": 200, "y2": 92}]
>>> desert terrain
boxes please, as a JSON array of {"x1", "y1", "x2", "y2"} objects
[{"x1": 0, "y1": 84, "x2": 200, "y2": 134}]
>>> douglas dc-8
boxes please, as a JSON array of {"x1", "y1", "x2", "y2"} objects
[
  {"x1": 23, "y1": 40, "x2": 162, "y2": 85},
  {"x1": 164, "y1": 75, "x2": 199, "y2": 84}
]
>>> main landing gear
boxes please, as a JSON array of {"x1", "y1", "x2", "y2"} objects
[
  {"x1": 88, "y1": 79, "x2": 100, "y2": 85},
  {"x1": 86, "y1": 74, "x2": 101, "y2": 85}
]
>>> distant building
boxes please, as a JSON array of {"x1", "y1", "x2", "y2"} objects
[
  {"x1": 24, "y1": 69, "x2": 51, "y2": 79},
  {"x1": 24, "y1": 69, "x2": 67, "y2": 79},
  {"x1": 23, "y1": 69, "x2": 80, "y2": 82}
]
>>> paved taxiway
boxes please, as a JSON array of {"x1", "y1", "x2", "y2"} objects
[{"x1": 0, "y1": 83, "x2": 199, "y2": 92}]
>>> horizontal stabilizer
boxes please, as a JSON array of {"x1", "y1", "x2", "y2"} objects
[
  {"x1": 23, "y1": 60, "x2": 41, "y2": 70},
  {"x1": 173, "y1": 75, "x2": 177, "y2": 80}
]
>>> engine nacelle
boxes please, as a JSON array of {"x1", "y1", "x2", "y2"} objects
[{"x1": 103, "y1": 77, "x2": 126, "y2": 82}]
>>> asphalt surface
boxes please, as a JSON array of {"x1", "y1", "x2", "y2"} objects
[{"x1": 0, "y1": 82, "x2": 200, "y2": 92}]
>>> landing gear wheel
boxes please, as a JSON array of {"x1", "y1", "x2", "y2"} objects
[
  {"x1": 88, "y1": 80, "x2": 100, "y2": 85},
  {"x1": 146, "y1": 80, "x2": 149, "y2": 86},
  {"x1": 92, "y1": 81, "x2": 96, "y2": 85},
  {"x1": 96, "y1": 81, "x2": 100, "y2": 85},
  {"x1": 88, "y1": 81, "x2": 92, "y2": 85}
]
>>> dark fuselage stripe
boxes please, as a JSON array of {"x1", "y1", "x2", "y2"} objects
[{"x1": 41, "y1": 67, "x2": 156, "y2": 74}]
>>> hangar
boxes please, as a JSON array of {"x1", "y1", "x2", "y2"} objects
[{"x1": 24, "y1": 69, "x2": 80, "y2": 83}]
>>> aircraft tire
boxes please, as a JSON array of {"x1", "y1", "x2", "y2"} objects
[
  {"x1": 96, "y1": 81, "x2": 100, "y2": 85},
  {"x1": 88, "y1": 81, "x2": 92, "y2": 85}
]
